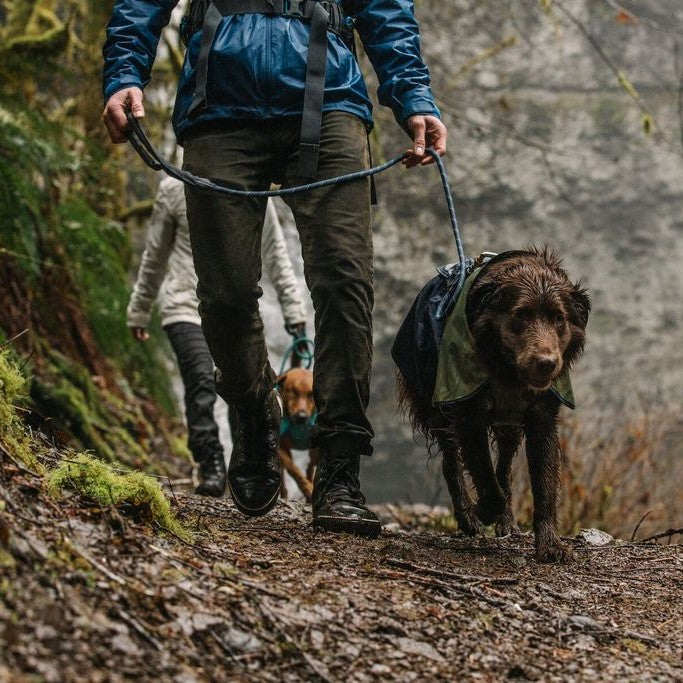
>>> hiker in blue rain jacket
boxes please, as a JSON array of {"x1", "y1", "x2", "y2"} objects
[{"x1": 102, "y1": 0, "x2": 448, "y2": 537}]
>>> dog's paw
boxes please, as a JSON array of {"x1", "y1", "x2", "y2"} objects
[
  {"x1": 301, "y1": 479, "x2": 313, "y2": 502},
  {"x1": 455, "y1": 508, "x2": 484, "y2": 537},
  {"x1": 535, "y1": 540, "x2": 575, "y2": 564},
  {"x1": 494, "y1": 513, "x2": 520, "y2": 538},
  {"x1": 475, "y1": 496, "x2": 506, "y2": 526}
]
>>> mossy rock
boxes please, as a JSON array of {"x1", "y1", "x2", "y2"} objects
[
  {"x1": 0, "y1": 350, "x2": 42, "y2": 472},
  {"x1": 48, "y1": 452, "x2": 189, "y2": 541}
]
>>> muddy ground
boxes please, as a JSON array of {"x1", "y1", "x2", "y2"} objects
[{"x1": 1, "y1": 459, "x2": 681, "y2": 682}]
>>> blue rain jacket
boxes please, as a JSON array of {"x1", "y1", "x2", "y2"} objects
[{"x1": 103, "y1": 0, "x2": 440, "y2": 141}]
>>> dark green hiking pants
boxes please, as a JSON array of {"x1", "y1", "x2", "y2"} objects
[{"x1": 183, "y1": 112, "x2": 374, "y2": 454}]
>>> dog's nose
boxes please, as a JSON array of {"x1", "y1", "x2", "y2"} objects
[
  {"x1": 292, "y1": 410, "x2": 309, "y2": 424},
  {"x1": 534, "y1": 354, "x2": 559, "y2": 375}
]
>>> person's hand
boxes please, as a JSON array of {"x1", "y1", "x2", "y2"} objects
[
  {"x1": 130, "y1": 326, "x2": 150, "y2": 342},
  {"x1": 102, "y1": 86, "x2": 144, "y2": 143},
  {"x1": 402, "y1": 114, "x2": 448, "y2": 168},
  {"x1": 286, "y1": 322, "x2": 310, "y2": 368},
  {"x1": 286, "y1": 322, "x2": 307, "y2": 340}
]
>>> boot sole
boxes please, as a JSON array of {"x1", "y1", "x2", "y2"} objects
[
  {"x1": 228, "y1": 480, "x2": 281, "y2": 518},
  {"x1": 312, "y1": 515, "x2": 382, "y2": 539},
  {"x1": 195, "y1": 485, "x2": 226, "y2": 498}
]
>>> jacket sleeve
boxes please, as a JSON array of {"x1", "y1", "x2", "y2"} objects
[
  {"x1": 103, "y1": 0, "x2": 177, "y2": 100},
  {"x1": 126, "y1": 180, "x2": 177, "y2": 328},
  {"x1": 347, "y1": 0, "x2": 440, "y2": 127},
  {"x1": 261, "y1": 200, "x2": 308, "y2": 327}
]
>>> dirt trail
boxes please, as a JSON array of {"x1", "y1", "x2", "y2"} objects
[{"x1": 1, "y1": 465, "x2": 681, "y2": 682}]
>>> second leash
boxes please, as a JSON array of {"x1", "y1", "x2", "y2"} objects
[{"x1": 279, "y1": 336, "x2": 315, "y2": 376}]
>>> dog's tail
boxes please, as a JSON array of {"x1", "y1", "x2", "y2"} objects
[{"x1": 396, "y1": 371, "x2": 441, "y2": 456}]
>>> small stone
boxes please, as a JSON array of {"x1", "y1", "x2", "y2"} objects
[
  {"x1": 396, "y1": 637, "x2": 445, "y2": 663},
  {"x1": 110, "y1": 633, "x2": 142, "y2": 656},
  {"x1": 223, "y1": 626, "x2": 262, "y2": 653},
  {"x1": 577, "y1": 528, "x2": 614, "y2": 546},
  {"x1": 567, "y1": 615, "x2": 600, "y2": 630},
  {"x1": 370, "y1": 664, "x2": 392, "y2": 675}
]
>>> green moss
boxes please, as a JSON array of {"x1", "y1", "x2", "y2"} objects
[
  {"x1": 5, "y1": 24, "x2": 69, "y2": 58},
  {"x1": 28, "y1": 348, "x2": 173, "y2": 468},
  {"x1": 0, "y1": 349, "x2": 26, "y2": 415},
  {"x1": 0, "y1": 350, "x2": 41, "y2": 471},
  {"x1": 621, "y1": 637, "x2": 648, "y2": 654},
  {"x1": 54, "y1": 197, "x2": 176, "y2": 414},
  {"x1": 0, "y1": 102, "x2": 61, "y2": 280},
  {"x1": 428, "y1": 514, "x2": 458, "y2": 532},
  {"x1": 49, "y1": 452, "x2": 189, "y2": 541},
  {"x1": 0, "y1": 97, "x2": 176, "y2": 414},
  {"x1": 31, "y1": 375, "x2": 115, "y2": 461}
]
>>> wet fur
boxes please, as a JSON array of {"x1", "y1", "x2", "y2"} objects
[
  {"x1": 397, "y1": 248, "x2": 591, "y2": 563},
  {"x1": 277, "y1": 368, "x2": 318, "y2": 501}
]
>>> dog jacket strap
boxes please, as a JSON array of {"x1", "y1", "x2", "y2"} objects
[{"x1": 432, "y1": 266, "x2": 488, "y2": 406}]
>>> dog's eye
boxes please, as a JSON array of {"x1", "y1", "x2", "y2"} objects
[
  {"x1": 554, "y1": 312, "x2": 565, "y2": 326},
  {"x1": 513, "y1": 308, "x2": 531, "y2": 321}
]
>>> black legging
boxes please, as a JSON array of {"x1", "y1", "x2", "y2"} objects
[{"x1": 164, "y1": 321, "x2": 223, "y2": 463}]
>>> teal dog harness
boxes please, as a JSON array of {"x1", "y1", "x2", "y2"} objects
[{"x1": 279, "y1": 411, "x2": 318, "y2": 450}]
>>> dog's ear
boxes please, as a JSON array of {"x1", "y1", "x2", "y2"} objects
[
  {"x1": 467, "y1": 281, "x2": 499, "y2": 320},
  {"x1": 569, "y1": 283, "x2": 591, "y2": 329},
  {"x1": 275, "y1": 371, "x2": 288, "y2": 388}
]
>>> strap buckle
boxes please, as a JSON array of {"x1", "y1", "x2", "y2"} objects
[
  {"x1": 286, "y1": 0, "x2": 305, "y2": 17},
  {"x1": 265, "y1": 0, "x2": 285, "y2": 13}
]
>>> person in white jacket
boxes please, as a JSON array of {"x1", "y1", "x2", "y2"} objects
[{"x1": 128, "y1": 177, "x2": 307, "y2": 496}]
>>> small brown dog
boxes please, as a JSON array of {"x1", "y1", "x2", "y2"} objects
[
  {"x1": 395, "y1": 249, "x2": 590, "y2": 562},
  {"x1": 277, "y1": 368, "x2": 318, "y2": 501}
]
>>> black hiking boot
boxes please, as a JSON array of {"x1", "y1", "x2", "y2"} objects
[
  {"x1": 227, "y1": 389, "x2": 282, "y2": 517},
  {"x1": 195, "y1": 452, "x2": 227, "y2": 497},
  {"x1": 312, "y1": 453, "x2": 381, "y2": 538}
]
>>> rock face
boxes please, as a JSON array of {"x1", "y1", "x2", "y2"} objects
[
  {"x1": 363, "y1": 0, "x2": 683, "y2": 503},
  {"x1": 266, "y1": 1, "x2": 683, "y2": 504}
]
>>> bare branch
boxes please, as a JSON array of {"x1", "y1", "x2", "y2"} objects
[
  {"x1": 630, "y1": 510, "x2": 653, "y2": 542},
  {"x1": 637, "y1": 527, "x2": 683, "y2": 544},
  {"x1": 551, "y1": 0, "x2": 661, "y2": 139}
]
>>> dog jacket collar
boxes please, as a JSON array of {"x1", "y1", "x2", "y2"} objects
[
  {"x1": 432, "y1": 256, "x2": 575, "y2": 411},
  {"x1": 280, "y1": 412, "x2": 318, "y2": 450}
]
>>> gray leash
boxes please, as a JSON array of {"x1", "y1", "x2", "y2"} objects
[{"x1": 125, "y1": 112, "x2": 466, "y2": 299}]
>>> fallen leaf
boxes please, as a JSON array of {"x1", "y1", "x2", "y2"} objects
[{"x1": 615, "y1": 9, "x2": 637, "y2": 25}]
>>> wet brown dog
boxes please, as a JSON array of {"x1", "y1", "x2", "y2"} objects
[
  {"x1": 277, "y1": 368, "x2": 318, "y2": 501},
  {"x1": 397, "y1": 249, "x2": 590, "y2": 562}
]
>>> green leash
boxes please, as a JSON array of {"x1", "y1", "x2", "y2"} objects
[{"x1": 278, "y1": 336, "x2": 315, "y2": 376}]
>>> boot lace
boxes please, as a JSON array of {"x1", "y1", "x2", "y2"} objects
[
  {"x1": 318, "y1": 459, "x2": 366, "y2": 506},
  {"x1": 200, "y1": 454, "x2": 225, "y2": 479},
  {"x1": 233, "y1": 392, "x2": 280, "y2": 468}
]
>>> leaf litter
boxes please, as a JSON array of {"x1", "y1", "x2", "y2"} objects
[{"x1": 0, "y1": 460, "x2": 681, "y2": 682}]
